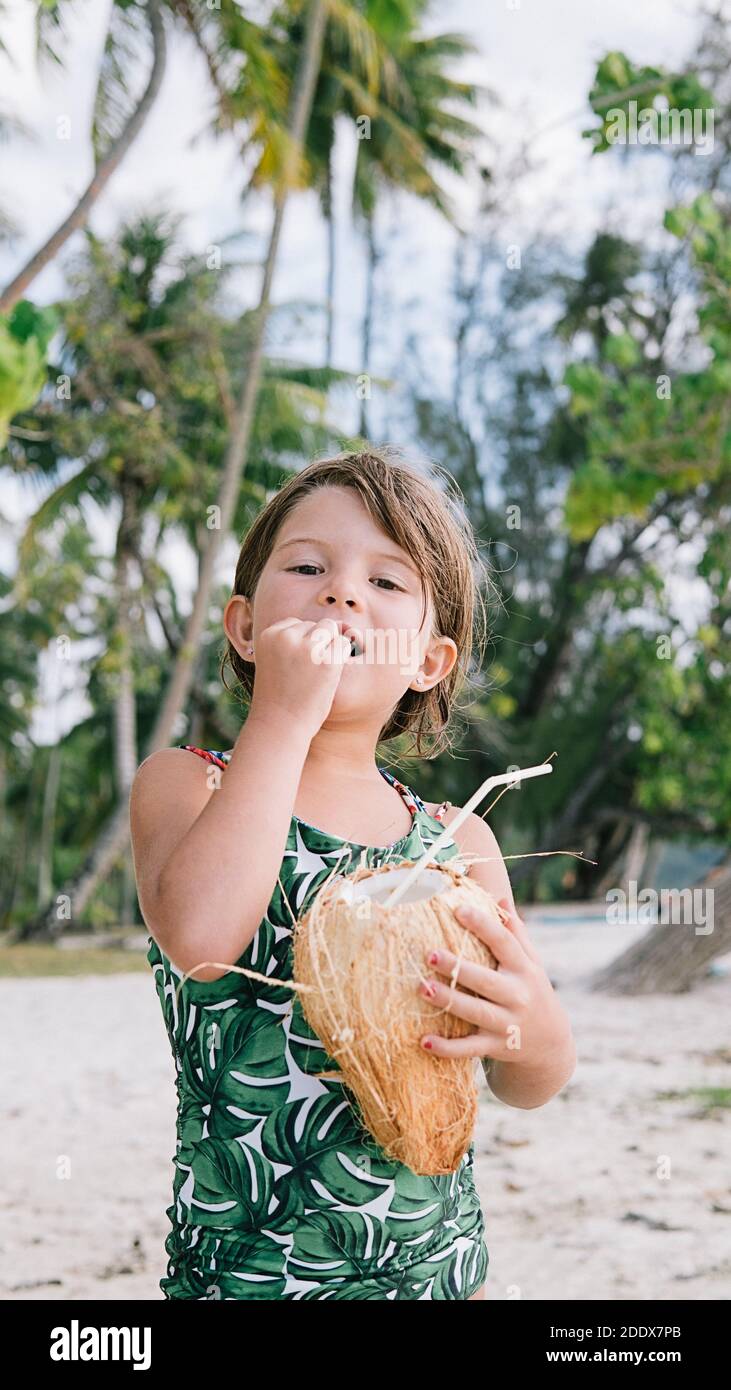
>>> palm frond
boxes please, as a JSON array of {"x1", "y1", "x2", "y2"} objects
[
  {"x1": 91, "y1": 0, "x2": 151, "y2": 161},
  {"x1": 17, "y1": 460, "x2": 96, "y2": 569},
  {"x1": 34, "y1": 0, "x2": 74, "y2": 69},
  {"x1": 326, "y1": 0, "x2": 402, "y2": 103}
]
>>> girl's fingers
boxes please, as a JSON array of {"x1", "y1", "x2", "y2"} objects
[
  {"x1": 424, "y1": 952, "x2": 514, "y2": 1006},
  {"x1": 421, "y1": 1031, "x2": 502, "y2": 1059},
  {"x1": 307, "y1": 617, "x2": 341, "y2": 646},
  {"x1": 453, "y1": 902, "x2": 526, "y2": 971},
  {"x1": 496, "y1": 897, "x2": 542, "y2": 964},
  {"x1": 420, "y1": 976, "x2": 511, "y2": 1029},
  {"x1": 307, "y1": 621, "x2": 351, "y2": 669},
  {"x1": 309, "y1": 617, "x2": 340, "y2": 632}
]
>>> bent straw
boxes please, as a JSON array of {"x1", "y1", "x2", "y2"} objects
[{"x1": 384, "y1": 761, "x2": 554, "y2": 908}]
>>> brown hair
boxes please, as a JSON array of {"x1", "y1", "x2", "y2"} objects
[{"x1": 221, "y1": 446, "x2": 495, "y2": 757}]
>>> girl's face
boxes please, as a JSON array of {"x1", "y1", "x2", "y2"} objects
[{"x1": 230, "y1": 485, "x2": 457, "y2": 728}]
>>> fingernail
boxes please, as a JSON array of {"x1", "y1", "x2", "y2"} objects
[
  {"x1": 422, "y1": 1038, "x2": 433, "y2": 1050},
  {"x1": 421, "y1": 980, "x2": 436, "y2": 998},
  {"x1": 427, "y1": 951, "x2": 439, "y2": 965}
]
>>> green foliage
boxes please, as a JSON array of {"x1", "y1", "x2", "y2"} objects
[
  {"x1": 407, "y1": 23, "x2": 731, "y2": 897},
  {"x1": 0, "y1": 299, "x2": 58, "y2": 446},
  {"x1": 563, "y1": 362, "x2": 606, "y2": 416},
  {"x1": 0, "y1": 209, "x2": 352, "y2": 927},
  {"x1": 2, "y1": 9, "x2": 730, "y2": 932},
  {"x1": 563, "y1": 195, "x2": 731, "y2": 542},
  {"x1": 584, "y1": 49, "x2": 715, "y2": 153}
]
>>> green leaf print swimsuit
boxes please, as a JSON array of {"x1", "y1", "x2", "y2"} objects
[{"x1": 146, "y1": 745, "x2": 489, "y2": 1300}]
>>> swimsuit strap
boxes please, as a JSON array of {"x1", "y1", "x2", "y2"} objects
[
  {"x1": 177, "y1": 747, "x2": 451, "y2": 823},
  {"x1": 178, "y1": 744, "x2": 229, "y2": 769},
  {"x1": 376, "y1": 766, "x2": 451, "y2": 823}
]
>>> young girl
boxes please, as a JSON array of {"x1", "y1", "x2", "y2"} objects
[{"x1": 130, "y1": 448, "x2": 575, "y2": 1301}]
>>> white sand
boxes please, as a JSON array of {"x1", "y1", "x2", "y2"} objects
[{"x1": 1, "y1": 915, "x2": 729, "y2": 1301}]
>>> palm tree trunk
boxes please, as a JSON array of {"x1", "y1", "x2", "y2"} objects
[
  {"x1": 593, "y1": 816, "x2": 634, "y2": 898},
  {"x1": 37, "y1": 743, "x2": 62, "y2": 908},
  {"x1": 359, "y1": 212, "x2": 378, "y2": 438},
  {"x1": 114, "y1": 482, "x2": 140, "y2": 805},
  {"x1": 131, "y1": 538, "x2": 225, "y2": 744},
  {"x1": 113, "y1": 480, "x2": 141, "y2": 927},
  {"x1": 15, "y1": 0, "x2": 330, "y2": 941},
  {"x1": 619, "y1": 820, "x2": 650, "y2": 893},
  {"x1": 3, "y1": 758, "x2": 38, "y2": 930},
  {"x1": 641, "y1": 836, "x2": 663, "y2": 891},
  {"x1": 0, "y1": 0, "x2": 166, "y2": 314},
  {"x1": 325, "y1": 152, "x2": 336, "y2": 365}
]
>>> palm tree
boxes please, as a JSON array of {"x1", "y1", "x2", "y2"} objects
[
  {"x1": 0, "y1": 0, "x2": 167, "y2": 312},
  {"x1": 11, "y1": 0, "x2": 483, "y2": 935},
  {"x1": 304, "y1": 0, "x2": 404, "y2": 365},
  {"x1": 345, "y1": 18, "x2": 484, "y2": 433},
  {"x1": 0, "y1": 0, "x2": 297, "y2": 314},
  {"x1": 7, "y1": 203, "x2": 349, "y2": 931},
  {"x1": 145, "y1": 0, "x2": 330, "y2": 761},
  {"x1": 228, "y1": 0, "x2": 403, "y2": 366},
  {"x1": 12, "y1": 0, "x2": 332, "y2": 938},
  {"x1": 273, "y1": 1, "x2": 484, "y2": 377}
]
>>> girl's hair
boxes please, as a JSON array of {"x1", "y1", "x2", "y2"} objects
[{"x1": 221, "y1": 446, "x2": 495, "y2": 757}]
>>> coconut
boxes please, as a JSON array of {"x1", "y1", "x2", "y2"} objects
[
  {"x1": 174, "y1": 765, "x2": 555, "y2": 1168},
  {"x1": 292, "y1": 858, "x2": 504, "y2": 1176}
]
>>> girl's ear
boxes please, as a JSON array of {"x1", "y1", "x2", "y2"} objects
[
  {"x1": 224, "y1": 594, "x2": 254, "y2": 656},
  {"x1": 410, "y1": 635, "x2": 458, "y2": 691}
]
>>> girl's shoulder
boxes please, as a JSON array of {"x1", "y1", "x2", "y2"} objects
[
  {"x1": 130, "y1": 747, "x2": 223, "y2": 936},
  {"x1": 436, "y1": 803, "x2": 501, "y2": 854},
  {"x1": 435, "y1": 805, "x2": 513, "y2": 903},
  {"x1": 131, "y1": 746, "x2": 229, "y2": 805}
]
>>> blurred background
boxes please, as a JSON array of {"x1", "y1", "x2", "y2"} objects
[{"x1": 0, "y1": 0, "x2": 729, "y2": 1301}]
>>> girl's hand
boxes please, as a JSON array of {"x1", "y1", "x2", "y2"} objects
[
  {"x1": 417, "y1": 897, "x2": 574, "y2": 1066},
  {"x1": 248, "y1": 616, "x2": 352, "y2": 738}
]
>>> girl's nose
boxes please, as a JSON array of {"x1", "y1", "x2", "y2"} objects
[{"x1": 319, "y1": 589, "x2": 358, "y2": 609}]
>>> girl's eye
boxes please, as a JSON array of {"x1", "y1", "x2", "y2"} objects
[{"x1": 287, "y1": 566, "x2": 401, "y2": 591}]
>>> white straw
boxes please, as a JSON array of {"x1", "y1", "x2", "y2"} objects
[{"x1": 384, "y1": 761, "x2": 554, "y2": 907}]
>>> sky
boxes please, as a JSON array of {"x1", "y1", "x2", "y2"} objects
[{"x1": 0, "y1": 0, "x2": 720, "y2": 742}]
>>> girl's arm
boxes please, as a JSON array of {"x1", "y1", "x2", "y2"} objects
[
  {"x1": 442, "y1": 809, "x2": 576, "y2": 1107},
  {"x1": 130, "y1": 713, "x2": 312, "y2": 982},
  {"x1": 130, "y1": 617, "x2": 351, "y2": 982}
]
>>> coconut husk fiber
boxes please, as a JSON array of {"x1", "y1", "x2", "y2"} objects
[{"x1": 292, "y1": 858, "x2": 505, "y2": 1176}]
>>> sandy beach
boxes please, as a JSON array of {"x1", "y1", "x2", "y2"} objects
[{"x1": 2, "y1": 912, "x2": 729, "y2": 1301}]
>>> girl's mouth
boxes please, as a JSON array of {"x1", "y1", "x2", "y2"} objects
[{"x1": 342, "y1": 625, "x2": 363, "y2": 657}]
